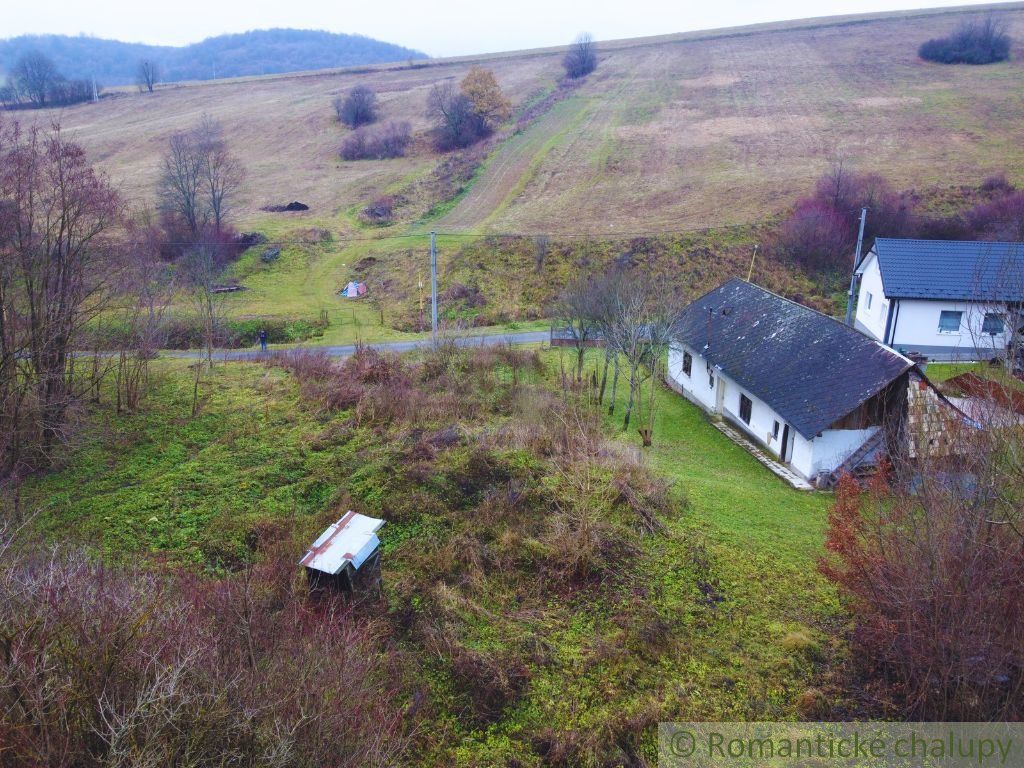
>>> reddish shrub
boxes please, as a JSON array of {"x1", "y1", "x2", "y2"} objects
[
  {"x1": 819, "y1": 470, "x2": 1024, "y2": 719},
  {"x1": 777, "y1": 198, "x2": 851, "y2": 273},
  {"x1": 0, "y1": 532, "x2": 418, "y2": 767}
]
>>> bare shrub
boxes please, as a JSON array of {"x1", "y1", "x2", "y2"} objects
[
  {"x1": 334, "y1": 84, "x2": 378, "y2": 128},
  {"x1": 563, "y1": 33, "x2": 598, "y2": 79},
  {"x1": 340, "y1": 121, "x2": 412, "y2": 160},
  {"x1": 427, "y1": 82, "x2": 484, "y2": 151}
]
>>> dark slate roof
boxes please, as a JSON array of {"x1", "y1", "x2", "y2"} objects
[
  {"x1": 870, "y1": 238, "x2": 1024, "y2": 301},
  {"x1": 673, "y1": 280, "x2": 913, "y2": 440}
]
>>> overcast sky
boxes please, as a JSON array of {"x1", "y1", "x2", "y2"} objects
[{"x1": 4, "y1": 0, "x2": 1006, "y2": 56}]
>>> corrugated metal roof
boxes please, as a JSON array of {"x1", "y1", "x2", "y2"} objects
[
  {"x1": 872, "y1": 238, "x2": 1024, "y2": 301},
  {"x1": 673, "y1": 279, "x2": 913, "y2": 440},
  {"x1": 299, "y1": 512, "x2": 385, "y2": 575}
]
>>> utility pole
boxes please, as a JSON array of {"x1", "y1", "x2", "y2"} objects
[
  {"x1": 846, "y1": 207, "x2": 868, "y2": 326},
  {"x1": 430, "y1": 231, "x2": 438, "y2": 343}
]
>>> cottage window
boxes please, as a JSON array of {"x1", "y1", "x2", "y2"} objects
[
  {"x1": 739, "y1": 394, "x2": 752, "y2": 425},
  {"x1": 982, "y1": 312, "x2": 1005, "y2": 335},
  {"x1": 682, "y1": 351, "x2": 693, "y2": 376},
  {"x1": 708, "y1": 372, "x2": 714, "y2": 390},
  {"x1": 938, "y1": 310, "x2": 963, "y2": 333},
  {"x1": 772, "y1": 420, "x2": 780, "y2": 440},
  {"x1": 865, "y1": 292, "x2": 873, "y2": 310}
]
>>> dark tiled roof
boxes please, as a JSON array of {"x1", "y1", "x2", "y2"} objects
[
  {"x1": 871, "y1": 238, "x2": 1024, "y2": 301},
  {"x1": 673, "y1": 280, "x2": 913, "y2": 440}
]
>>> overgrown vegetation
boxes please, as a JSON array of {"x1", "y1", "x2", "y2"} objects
[
  {"x1": 919, "y1": 15, "x2": 1012, "y2": 65},
  {"x1": 11, "y1": 343, "x2": 840, "y2": 764},
  {"x1": 776, "y1": 164, "x2": 1024, "y2": 282},
  {"x1": 353, "y1": 227, "x2": 826, "y2": 331},
  {"x1": 821, "y1": 398, "x2": 1024, "y2": 719},
  {"x1": 0, "y1": 527, "x2": 416, "y2": 766}
]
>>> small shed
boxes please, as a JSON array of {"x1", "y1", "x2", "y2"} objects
[{"x1": 299, "y1": 512, "x2": 385, "y2": 593}]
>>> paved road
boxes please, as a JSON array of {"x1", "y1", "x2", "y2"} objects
[{"x1": 163, "y1": 330, "x2": 551, "y2": 361}]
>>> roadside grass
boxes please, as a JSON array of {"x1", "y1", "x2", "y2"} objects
[{"x1": 21, "y1": 346, "x2": 843, "y2": 764}]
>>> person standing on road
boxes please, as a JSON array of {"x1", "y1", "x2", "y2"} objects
[{"x1": 258, "y1": 328, "x2": 268, "y2": 353}]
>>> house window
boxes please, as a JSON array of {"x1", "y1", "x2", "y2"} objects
[
  {"x1": 772, "y1": 420, "x2": 780, "y2": 440},
  {"x1": 708, "y1": 372, "x2": 714, "y2": 390},
  {"x1": 682, "y1": 351, "x2": 692, "y2": 376},
  {"x1": 983, "y1": 312, "x2": 1005, "y2": 335},
  {"x1": 938, "y1": 310, "x2": 963, "y2": 333},
  {"x1": 865, "y1": 292, "x2": 873, "y2": 310},
  {"x1": 739, "y1": 394, "x2": 752, "y2": 425}
]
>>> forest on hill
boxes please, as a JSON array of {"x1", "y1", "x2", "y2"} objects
[{"x1": 0, "y1": 29, "x2": 428, "y2": 85}]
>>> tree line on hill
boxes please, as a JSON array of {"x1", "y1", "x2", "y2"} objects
[
  {"x1": 0, "y1": 50, "x2": 94, "y2": 108},
  {"x1": 0, "y1": 29, "x2": 428, "y2": 87}
]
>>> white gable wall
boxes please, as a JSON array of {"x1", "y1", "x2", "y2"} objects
[
  {"x1": 667, "y1": 343, "x2": 880, "y2": 482},
  {"x1": 855, "y1": 252, "x2": 890, "y2": 341}
]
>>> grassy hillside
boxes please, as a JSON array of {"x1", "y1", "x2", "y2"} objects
[
  {"x1": 37, "y1": 4, "x2": 1024, "y2": 232},
  {"x1": 23, "y1": 3, "x2": 1024, "y2": 340}
]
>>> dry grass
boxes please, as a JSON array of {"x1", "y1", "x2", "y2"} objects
[{"x1": 23, "y1": 3, "x2": 1024, "y2": 237}]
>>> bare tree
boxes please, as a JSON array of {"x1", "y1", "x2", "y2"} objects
[
  {"x1": 136, "y1": 60, "x2": 160, "y2": 93},
  {"x1": 552, "y1": 277, "x2": 598, "y2": 384},
  {"x1": 0, "y1": 120, "x2": 123, "y2": 474},
  {"x1": 427, "y1": 81, "x2": 481, "y2": 150},
  {"x1": 604, "y1": 274, "x2": 680, "y2": 432},
  {"x1": 10, "y1": 51, "x2": 59, "y2": 107},
  {"x1": 334, "y1": 84, "x2": 378, "y2": 127},
  {"x1": 158, "y1": 130, "x2": 206, "y2": 238},
  {"x1": 563, "y1": 33, "x2": 597, "y2": 80},
  {"x1": 182, "y1": 244, "x2": 230, "y2": 373},
  {"x1": 195, "y1": 116, "x2": 243, "y2": 233},
  {"x1": 112, "y1": 213, "x2": 174, "y2": 413},
  {"x1": 158, "y1": 115, "x2": 243, "y2": 239}
]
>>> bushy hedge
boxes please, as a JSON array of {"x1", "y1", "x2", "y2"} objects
[{"x1": 919, "y1": 17, "x2": 1012, "y2": 64}]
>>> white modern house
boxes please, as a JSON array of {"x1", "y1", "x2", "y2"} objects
[
  {"x1": 855, "y1": 238, "x2": 1024, "y2": 362},
  {"x1": 667, "y1": 280, "x2": 931, "y2": 487}
]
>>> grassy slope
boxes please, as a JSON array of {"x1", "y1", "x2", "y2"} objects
[
  {"x1": 28, "y1": 5, "x2": 1024, "y2": 343},
  {"x1": 39, "y1": 5, "x2": 1024, "y2": 234},
  {"x1": 21, "y1": 349, "x2": 838, "y2": 763}
]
